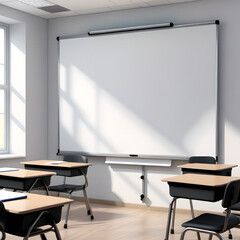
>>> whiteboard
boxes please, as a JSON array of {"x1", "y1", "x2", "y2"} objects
[{"x1": 58, "y1": 23, "x2": 218, "y2": 158}]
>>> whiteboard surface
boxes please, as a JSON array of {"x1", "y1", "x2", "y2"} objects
[{"x1": 59, "y1": 24, "x2": 217, "y2": 158}]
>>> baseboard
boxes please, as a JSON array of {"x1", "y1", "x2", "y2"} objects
[
  {"x1": 72, "y1": 196, "x2": 211, "y2": 215},
  {"x1": 34, "y1": 189, "x2": 219, "y2": 215},
  {"x1": 73, "y1": 196, "x2": 168, "y2": 211}
]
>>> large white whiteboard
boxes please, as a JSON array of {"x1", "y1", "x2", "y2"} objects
[{"x1": 58, "y1": 23, "x2": 218, "y2": 158}]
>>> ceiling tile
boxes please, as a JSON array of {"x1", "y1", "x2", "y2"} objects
[
  {"x1": 0, "y1": 0, "x2": 202, "y2": 19},
  {"x1": 0, "y1": 0, "x2": 13, "y2": 3},
  {"x1": 168, "y1": 0, "x2": 197, "y2": 3},
  {"x1": 131, "y1": 0, "x2": 149, "y2": 7},
  {"x1": 50, "y1": 0, "x2": 116, "y2": 11},
  {"x1": 143, "y1": 0, "x2": 169, "y2": 6},
  {"x1": 1, "y1": 0, "x2": 48, "y2": 15},
  {"x1": 37, "y1": 12, "x2": 60, "y2": 18},
  {"x1": 110, "y1": 0, "x2": 134, "y2": 5},
  {"x1": 108, "y1": 5, "x2": 123, "y2": 11},
  {"x1": 109, "y1": 0, "x2": 140, "y2": 10},
  {"x1": 76, "y1": 7, "x2": 113, "y2": 15},
  {"x1": 52, "y1": 10, "x2": 79, "y2": 17},
  {"x1": 39, "y1": 12, "x2": 79, "y2": 18}
]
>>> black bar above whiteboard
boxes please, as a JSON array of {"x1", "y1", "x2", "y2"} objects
[{"x1": 88, "y1": 22, "x2": 174, "y2": 35}]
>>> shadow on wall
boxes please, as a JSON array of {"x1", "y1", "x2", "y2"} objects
[{"x1": 87, "y1": 157, "x2": 123, "y2": 203}]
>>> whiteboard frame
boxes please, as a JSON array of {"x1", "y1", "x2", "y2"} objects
[{"x1": 57, "y1": 21, "x2": 219, "y2": 161}]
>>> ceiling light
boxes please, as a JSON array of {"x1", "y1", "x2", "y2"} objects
[{"x1": 16, "y1": 0, "x2": 55, "y2": 8}]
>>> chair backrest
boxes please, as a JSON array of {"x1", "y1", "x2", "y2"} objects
[
  {"x1": 63, "y1": 155, "x2": 88, "y2": 175},
  {"x1": 189, "y1": 156, "x2": 216, "y2": 164},
  {"x1": 222, "y1": 180, "x2": 240, "y2": 208}
]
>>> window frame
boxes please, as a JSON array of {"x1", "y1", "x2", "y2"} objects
[{"x1": 0, "y1": 23, "x2": 9, "y2": 154}]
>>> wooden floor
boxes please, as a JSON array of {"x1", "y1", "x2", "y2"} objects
[{"x1": 5, "y1": 201, "x2": 239, "y2": 240}]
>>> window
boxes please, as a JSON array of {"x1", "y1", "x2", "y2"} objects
[{"x1": 0, "y1": 24, "x2": 8, "y2": 153}]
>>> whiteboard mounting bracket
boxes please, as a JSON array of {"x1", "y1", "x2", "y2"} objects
[{"x1": 88, "y1": 22, "x2": 174, "y2": 35}]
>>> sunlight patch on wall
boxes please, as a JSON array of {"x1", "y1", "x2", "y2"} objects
[{"x1": 60, "y1": 65, "x2": 188, "y2": 155}]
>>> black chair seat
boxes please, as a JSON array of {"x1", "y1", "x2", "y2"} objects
[
  {"x1": 231, "y1": 202, "x2": 240, "y2": 211},
  {"x1": 182, "y1": 213, "x2": 240, "y2": 232},
  {"x1": 226, "y1": 202, "x2": 240, "y2": 217},
  {"x1": 48, "y1": 184, "x2": 84, "y2": 193}
]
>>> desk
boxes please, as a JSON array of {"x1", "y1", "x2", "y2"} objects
[
  {"x1": 162, "y1": 174, "x2": 240, "y2": 240},
  {"x1": 21, "y1": 160, "x2": 91, "y2": 177},
  {"x1": 0, "y1": 168, "x2": 56, "y2": 193},
  {"x1": 178, "y1": 163, "x2": 237, "y2": 176},
  {"x1": 3, "y1": 193, "x2": 73, "y2": 239},
  {"x1": 21, "y1": 160, "x2": 94, "y2": 227}
]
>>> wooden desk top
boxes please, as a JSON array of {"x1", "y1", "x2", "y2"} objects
[
  {"x1": 162, "y1": 174, "x2": 240, "y2": 187},
  {"x1": 3, "y1": 193, "x2": 73, "y2": 214},
  {"x1": 177, "y1": 163, "x2": 238, "y2": 171},
  {"x1": 0, "y1": 168, "x2": 56, "y2": 178},
  {"x1": 21, "y1": 160, "x2": 92, "y2": 168}
]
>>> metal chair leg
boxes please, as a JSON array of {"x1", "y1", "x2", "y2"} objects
[
  {"x1": 23, "y1": 211, "x2": 62, "y2": 240},
  {"x1": 28, "y1": 178, "x2": 49, "y2": 195},
  {"x1": 181, "y1": 227, "x2": 226, "y2": 240},
  {"x1": 164, "y1": 197, "x2": 177, "y2": 240},
  {"x1": 189, "y1": 199, "x2": 195, "y2": 218},
  {"x1": 228, "y1": 229, "x2": 233, "y2": 239},
  {"x1": 64, "y1": 193, "x2": 72, "y2": 229},
  {"x1": 170, "y1": 200, "x2": 177, "y2": 234},
  {"x1": 180, "y1": 228, "x2": 188, "y2": 240},
  {"x1": 83, "y1": 189, "x2": 94, "y2": 220},
  {"x1": 40, "y1": 234, "x2": 47, "y2": 240},
  {"x1": 170, "y1": 199, "x2": 195, "y2": 236},
  {"x1": 208, "y1": 234, "x2": 213, "y2": 240},
  {"x1": 189, "y1": 200, "x2": 201, "y2": 240},
  {"x1": 52, "y1": 218, "x2": 62, "y2": 240}
]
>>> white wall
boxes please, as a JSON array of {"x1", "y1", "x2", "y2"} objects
[
  {"x1": 47, "y1": 0, "x2": 240, "y2": 212},
  {"x1": 0, "y1": 5, "x2": 48, "y2": 165}
]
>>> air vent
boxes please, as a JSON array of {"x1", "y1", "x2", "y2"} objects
[{"x1": 39, "y1": 5, "x2": 69, "y2": 13}]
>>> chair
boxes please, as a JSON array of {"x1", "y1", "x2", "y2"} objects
[
  {"x1": 189, "y1": 156, "x2": 216, "y2": 164},
  {"x1": 225, "y1": 202, "x2": 240, "y2": 239},
  {"x1": 0, "y1": 202, "x2": 5, "y2": 240},
  {"x1": 170, "y1": 156, "x2": 216, "y2": 234},
  {"x1": 5, "y1": 210, "x2": 62, "y2": 240},
  {"x1": 0, "y1": 200, "x2": 62, "y2": 240},
  {"x1": 180, "y1": 179, "x2": 240, "y2": 240},
  {"x1": 48, "y1": 155, "x2": 94, "y2": 229}
]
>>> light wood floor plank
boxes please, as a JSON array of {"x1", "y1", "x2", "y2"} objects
[{"x1": 5, "y1": 201, "x2": 239, "y2": 240}]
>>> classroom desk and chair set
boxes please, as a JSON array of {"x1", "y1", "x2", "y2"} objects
[
  {"x1": 162, "y1": 163, "x2": 240, "y2": 240},
  {"x1": 0, "y1": 158, "x2": 240, "y2": 240},
  {"x1": 0, "y1": 159, "x2": 92, "y2": 240}
]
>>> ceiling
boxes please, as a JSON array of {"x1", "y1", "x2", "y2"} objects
[{"x1": 0, "y1": 0, "x2": 200, "y2": 19}]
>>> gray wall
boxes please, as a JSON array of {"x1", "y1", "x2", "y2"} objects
[
  {"x1": 47, "y1": 0, "x2": 240, "y2": 211},
  {"x1": 0, "y1": 5, "x2": 48, "y2": 165}
]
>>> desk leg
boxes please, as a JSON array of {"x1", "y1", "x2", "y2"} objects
[
  {"x1": 164, "y1": 197, "x2": 177, "y2": 240},
  {"x1": 170, "y1": 200, "x2": 177, "y2": 234},
  {"x1": 23, "y1": 211, "x2": 62, "y2": 240},
  {"x1": 52, "y1": 219, "x2": 62, "y2": 240},
  {"x1": 28, "y1": 178, "x2": 49, "y2": 195},
  {"x1": 83, "y1": 188, "x2": 94, "y2": 220},
  {"x1": 64, "y1": 193, "x2": 72, "y2": 229},
  {"x1": 189, "y1": 199, "x2": 194, "y2": 218},
  {"x1": 189, "y1": 200, "x2": 201, "y2": 240}
]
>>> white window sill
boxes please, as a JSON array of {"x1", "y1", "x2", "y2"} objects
[{"x1": 0, "y1": 154, "x2": 26, "y2": 159}]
